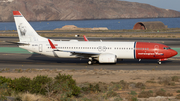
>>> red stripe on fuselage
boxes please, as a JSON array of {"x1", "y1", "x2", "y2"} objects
[{"x1": 135, "y1": 42, "x2": 176, "y2": 59}]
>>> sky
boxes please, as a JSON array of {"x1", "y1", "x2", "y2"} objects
[{"x1": 121, "y1": 0, "x2": 180, "y2": 11}]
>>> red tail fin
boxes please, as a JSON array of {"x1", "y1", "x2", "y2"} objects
[{"x1": 13, "y1": 11, "x2": 22, "y2": 16}]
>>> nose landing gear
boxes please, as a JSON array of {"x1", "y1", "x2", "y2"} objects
[
  {"x1": 158, "y1": 61, "x2": 161, "y2": 65},
  {"x1": 158, "y1": 58, "x2": 167, "y2": 65}
]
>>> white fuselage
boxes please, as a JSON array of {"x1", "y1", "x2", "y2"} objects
[{"x1": 20, "y1": 41, "x2": 136, "y2": 59}]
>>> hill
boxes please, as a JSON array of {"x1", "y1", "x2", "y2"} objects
[{"x1": 0, "y1": 0, "x2": 180, "y2": 21}]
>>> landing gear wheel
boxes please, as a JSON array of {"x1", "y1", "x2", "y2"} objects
[
  {"x1": 158, "y1": 61, "x2": 161, "y2": 65},
  {"x1": 88, "y1": 61, "x2": 93, "y2": 65}
]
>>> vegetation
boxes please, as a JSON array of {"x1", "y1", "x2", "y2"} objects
[
  {"x1": 135, "y1": 82, "x2": 145, "y2": 89},
  {"x1": 30, "y1": 75, "x2": 52, "y2": 95},
  {"x1": 138, "y1": 90, "x2": 153, "y2": 98},
  {"x1": 128, "y1": 91, "x2": 138, "y2": 101},
  {"x1": 172, "y1": 76, "x2": 179, "y2": 82},
  {"x1": 158, "y1": 77, "x2": 176, "y2": 86},
  {"x1": 156, "y1": 88, "x2": 166, "y2": 96},
  {"x1": 177, "y1": 90, "x2": 180, "y2": 93},
  {"x1": 10, "y1": 77, "x2": 31, "y2": 93},
  {"x1": 1, "y1": 69, "x2": 180, "y2": 100},
  {"x1": 176, "y1": 94, "x2": 180, "y2": 99},
  {"x1": 81, "y1": 84, "x2": 101, "y2": 93},
  {"x1": 0, "y1": 73, "x2": 81, "y2": 100}
]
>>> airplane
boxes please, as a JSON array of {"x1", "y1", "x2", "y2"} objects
[{"x1": 13, "y1": 11, "x2": 178, "y2": 65}]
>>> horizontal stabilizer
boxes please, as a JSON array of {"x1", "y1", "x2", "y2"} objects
[{"x1": 6, "y1": 41, "x2": 30, "y2": 45}]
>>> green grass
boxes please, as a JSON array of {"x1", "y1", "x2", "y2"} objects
[{"x1": 0, "y1": 47, "x2": 30, "y2": 54}]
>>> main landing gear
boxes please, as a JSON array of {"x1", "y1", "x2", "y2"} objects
[
  {"x1": 88, "y1": 57, "x2": 93, "y2": 65},
  {"x1": 88, "y1": 60, "x2": 93, "y2": 65},
  {"x1": 87, "y1": 57, "x2": 98, "y2": 65}
]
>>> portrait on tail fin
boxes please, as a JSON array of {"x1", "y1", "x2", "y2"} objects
[{"x1": 18, "y1": 23, "x2": 26, "y2": 36}]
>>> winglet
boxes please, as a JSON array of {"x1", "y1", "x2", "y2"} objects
[
  {"x1": 83, "y1": 35, "x2": 89, "y2": 41},
  {"x1": 13, "y1": 11, "x2": 22, "y2": 16},
  {"x1": 48, "y1": 39, "x2": 56, "y2": 49}
]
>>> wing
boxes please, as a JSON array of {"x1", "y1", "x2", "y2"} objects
[
  {"x1": 48, "y1": 39, "x2": 100, "y2": 58},
  {"x1": 60, "y1": 50, "x2": 99, "y2": 57}
]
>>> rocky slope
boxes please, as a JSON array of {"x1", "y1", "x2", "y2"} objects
[{"x1": 0, "y1": 0, "x2": 180, "y2": 21}]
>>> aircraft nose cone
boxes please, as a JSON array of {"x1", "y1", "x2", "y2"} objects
[{"x1": 172, "y1": 50, "x2": 178, "y2": 56}]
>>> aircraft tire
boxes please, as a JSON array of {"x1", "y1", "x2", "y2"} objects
[{"x1": 88, "y1": 61, "x2": 93, "y2": 65}]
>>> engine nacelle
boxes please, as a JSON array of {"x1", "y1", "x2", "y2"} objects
[{"x1": 98, "y1": 53, "x2": 117, "y2": 63}]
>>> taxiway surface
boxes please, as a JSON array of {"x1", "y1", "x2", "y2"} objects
[{"x1": 0, "y1": 53, "x2": 180, "y2": 70}]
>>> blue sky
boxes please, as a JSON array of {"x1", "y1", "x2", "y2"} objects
[{"x1": 121, "y1": 0, "x2": 180, "y2": 11}]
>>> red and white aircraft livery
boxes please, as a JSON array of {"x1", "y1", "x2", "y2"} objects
[{"x1": 13, "y1": 11, "x2": 178, "y2": 65}]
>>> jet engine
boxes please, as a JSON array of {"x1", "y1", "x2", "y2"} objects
[{"x1": 98, "y1": 53, "x2": 117, "y2": 63}]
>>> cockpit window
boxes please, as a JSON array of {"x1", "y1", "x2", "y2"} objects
[{"x1": 163, "y1": 47, "x2": 171, "y2": 50}]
